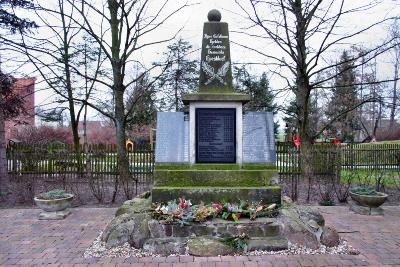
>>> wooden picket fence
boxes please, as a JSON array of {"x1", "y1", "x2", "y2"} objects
[
  {"x1": 276, "y1": 142, "x2": 400, "y2": 175},
  {"x1": 6, "y1": 143, "x2": 154, "y2": 182}
]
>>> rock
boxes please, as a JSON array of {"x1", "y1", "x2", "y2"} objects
[
  {"x1": 269, "y1": 176, "x2": 280, "y2": 185},
  {"x1": 188, "y1": 237, "x2": 235, "y2": 256},
  {"x1": 137, "y1": 191, "x2": 151, "y2": 199},
  {"x1": 115, "y1": 197, "x2": 152, "y2": 217},
  {"x1": 101, "y1": 213, "x2": 150, "y2": 248},
  {"x1": 246, "y1": 236, "x2": 288, "y2": 252},
  {"x1": 297, "y1": 207, "x2": 325, "y2": 227},
  {"x1": 148, "y1": 220, "x2": 167, "y2": 238},
  {"x1": 320, "y1": 226, "x2": 340, "y2": 247},
  {"x1": 143, "y1": 237, "x2": 188, "y2": 255},
  {"x1": 278, "y1": 208, "x2": 323, "y2": 249},
  {"x1": 307, "y1": 219, "x2": 319, "y2": 231},
  {"x1": 282, "y1": 196, "x2": 293, "y2": 204}
]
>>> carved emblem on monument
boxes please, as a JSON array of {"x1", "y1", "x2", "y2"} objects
[{"x1": 202, "y1": 61, "x2": 230, "y2": 85}]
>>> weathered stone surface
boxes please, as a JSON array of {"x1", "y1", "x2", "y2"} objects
[
  {"x1": 39, "y1": 209, "x2": 71, "y2": 220},
  {"x1": 154, "y1": 169, "x2": 277, "y2": 187},
  {"x1": 188, "y1": 237, "x2": 235, "y2": 256},
  {"x1": 282, "y1": 196, "x2": 293, "y2": 205},
  {"x1": 34, "y1": 194, "x2": 73, "y2": 212},
  {"x1": 278, "y1": 208, "x2": 324, "y2": 249},
  {"x1": 148, "y1": 220, "x2": 167, "y2": 238},
  {"x1": 115, "y1": 197, "x2": 152, "y2": 217},
  {"x1": 152, "y1": 186, "x2": 281, "y2": 205},
  {"x1": 349, "y1": 199, "x2": 384, "y2": 216},
  {"x1": 143, "y1": 237, "x2": 188, "y2": 255},
  {"x1": 296, "y1": 207, "x2": 325, "y2": 227},
  {"x1": 246, "y1": 237, "x2": 288, "y2": 252},
  {"x1": 320, "y1": 226, "x2": 340, "y2": 247},
  {"x1": 101, "y1": 213, "x2": 150, "y2": 248}
]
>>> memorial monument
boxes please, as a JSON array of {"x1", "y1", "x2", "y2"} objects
[{"x1": 153, "y1": 9, "x2": 280, "y2": 204}]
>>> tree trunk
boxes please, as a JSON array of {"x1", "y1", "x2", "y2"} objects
[
  {"x1": 0, "y1": 107, "x2": 9, "y2": 194},
  {"x1": 390, "y1": 55, "x2": 399, "y2": 128},
  {"x1": 293, "y1": 0, "x2": 314, "y2": 202},
  {"x1": 60, "y1": 0, "x2": 81, "y2": 169},
  {"x1": 114, "y1": 86, "x2": 130, "y2": 201}
]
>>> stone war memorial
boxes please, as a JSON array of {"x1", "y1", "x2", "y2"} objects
[
  {"x1": 153, "y1": 9, "x2": 280, "y2": 205},
  {"x1": 100, "y1": 10, "x2": 342, "y2": 256}
]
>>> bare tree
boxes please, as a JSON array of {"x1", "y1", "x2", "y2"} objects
[
  {"x1": 62, "y1": 0, "x2": 189, "y2": 200},
  {"x1": 236, "y1": 0, "x2": 398, "y2": 197}
]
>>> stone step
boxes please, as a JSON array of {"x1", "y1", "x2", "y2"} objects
[
  {"x1": 148, "y1": 217, "x2": 281, "y2": 238},
  {"x1": 246, "y1": 236, "x2": 288, "y2": 251},
  {"x1": 154, "y1": 169, "x2": 278, "y2": 187},
  {"x1": 151, "y1": 186, "x2": 281, "y2": 204},
  {"x1": 142, "y1": 235, "x2": 289, "y2": 256}
]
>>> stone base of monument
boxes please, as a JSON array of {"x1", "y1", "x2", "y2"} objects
[
  {"x1": 143, "y1": 217, "x2": 288, "y2": 255},
  {"x1": 348, "y1": 200, "x2": 384, "y2": 216},
  {"x1": 152, "y1": 164, "x2": 280, "y2": 205},
  {"x1": 100, "y1": 195, "x2": 342, "y2": 256},
  {"x1": 152, "y1": 186, "x2": 281, "y2": 204},
  {"x1": 39, "y1": 209, "x2": 71, "y2": 220}
]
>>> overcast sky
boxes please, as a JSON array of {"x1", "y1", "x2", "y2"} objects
[{"x1": 3, "y1": 0, "x2": 400, "y2": 125}]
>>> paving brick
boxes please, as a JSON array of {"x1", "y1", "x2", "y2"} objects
[{"x1": 1, "y1": 207, "x2": 400, "y2": 267}]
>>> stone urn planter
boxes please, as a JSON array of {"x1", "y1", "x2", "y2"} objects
[
  {"x1": 34, "y1": 189, "x2": 74, "y2": 219},
  {"x1": 349, "y1": 187, "x2": 388, "y2": 215}
]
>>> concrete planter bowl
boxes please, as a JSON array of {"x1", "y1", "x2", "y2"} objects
[
  {"x1": 34, "y1": 194, "x2": 74, "y2": 212},
  {"x1": 349, "y1": 191, "x2": 388, "y2": 208}
]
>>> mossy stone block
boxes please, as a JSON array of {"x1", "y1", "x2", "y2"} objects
[
  {"x1": 152, "y1": 186, "x2": 281, "y2": 205},
  {"x1": 154, "y1": 169, "x2": 278, "y2": 187}
]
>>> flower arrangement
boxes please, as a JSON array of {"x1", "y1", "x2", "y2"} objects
[{"x1": 151, "y1": 198, "x2": 278, "y2": 224}]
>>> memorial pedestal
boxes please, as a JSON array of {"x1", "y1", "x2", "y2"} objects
[{"x1": 152, "y1": 9, "x2": 281, "y2": 206}]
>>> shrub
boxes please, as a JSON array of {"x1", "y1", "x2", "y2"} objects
[
  {"x1": 349, "y1": 186, "x2": 379, "y2": 196},
  {"x1": 38, "y1": 189, "x2": 70, "y2": 200}
]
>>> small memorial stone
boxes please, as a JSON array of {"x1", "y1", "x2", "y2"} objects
[
  {"x1": 155, "y1": 112, "x2": 189, "y2": 163},
  {"x1": 243, "y1": 112, "x2": 276, "y2": 163}
]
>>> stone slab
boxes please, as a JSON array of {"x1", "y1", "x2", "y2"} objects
[
  {"x1": 155, "y1": 112, "x2": 189, "y2": 163},
  {"x1": 348, "y1": 200, "x2": 384, "y2": 216},
  {"x1": 152, "y1": 186, "x2": 281, "y2": 204},
  {"x1": 182, "y1": 93, "x2": 250, "y2": 104},
  {"x1": 148, "y1": 218, "x2": 280, "y2": 238},
  {"x1": 243, "y1": 112, "x2": 276, "y2": 163},
  {"x1": 246, "y1": 236, "x2": 288, "y2": 251},
  {"x1": 39, "y1": 209, "x2": 71, "y2": 220},
  {"x1": 154, "y1": 169, "x2": 277, "y2": 187}
]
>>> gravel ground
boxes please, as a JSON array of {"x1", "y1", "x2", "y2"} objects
[{"x1": 84, "y1": 232, "x2": 359, "y2": 259}]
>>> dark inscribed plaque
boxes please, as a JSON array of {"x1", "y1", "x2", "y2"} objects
[{"x1": 196, "y1": 108, "x2": 236, "y2": 163}]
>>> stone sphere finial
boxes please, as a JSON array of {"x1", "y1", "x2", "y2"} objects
[{"x1": 208, "y1": 9, "x2": 221, "y2": 22}]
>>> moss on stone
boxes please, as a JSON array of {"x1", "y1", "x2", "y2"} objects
[
  {"x1": 152, "y1": 186, "x2": 281, "y2": 205},
  {"x1": 154, "y1": 169, "x2": 278, "y2": 187}
]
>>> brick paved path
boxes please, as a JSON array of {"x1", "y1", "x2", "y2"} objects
[{"x1": 0, "y1": 206, "x2": 399, "y2": 267}]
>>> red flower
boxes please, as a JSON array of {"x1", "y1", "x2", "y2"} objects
[
  {"x1": 212, "y1": 203, "x2": 222, "y2": 211},
  {"x1": 179, "y1": 198, "x2": 190, "y2": 209}
]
